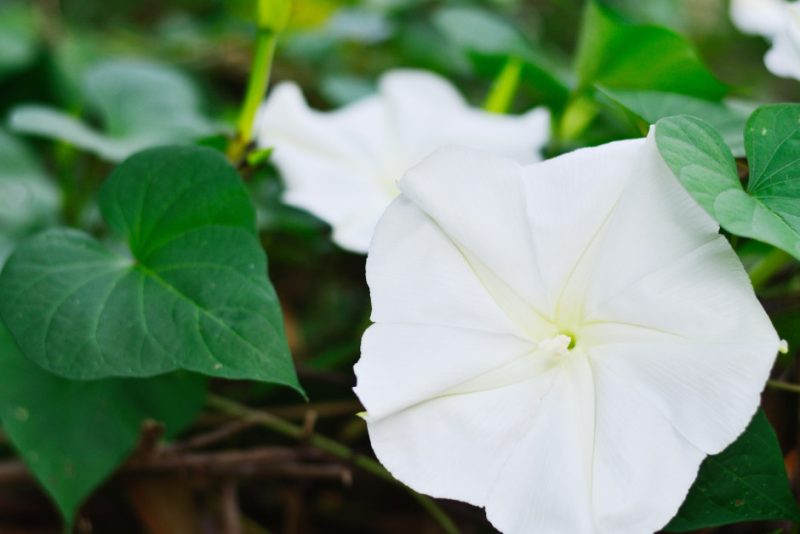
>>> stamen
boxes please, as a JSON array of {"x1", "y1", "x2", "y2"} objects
[{"x1": 538, "y1": 334, "x2": 574, "y2": 357}]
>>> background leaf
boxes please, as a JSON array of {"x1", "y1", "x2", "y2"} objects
[
  {"x1": 575, "y1": 0, "x2": 726, "y2": 99},
  {"x1": 598, "y1": 87, "x2": 753, "y2": 156},
  {"x1": 665, "y1": 410, "x2": 800, "y2": 531},
  {"x1": 0, "y1": 319, "x2": 206, "y2": 524},
  {"x1": 0, "y1": 146, "x2": 301, "y2": 392},
  {"x1": 0, "y1": 129, "x2": 59, "y2": 264},
  {"x1": 10, "y1": 59, "x2": 218, "y2": 161},
  {"x1": 656, "y1": 105, "x2": 800, "y2": 259},
  {"x1": 0, "y1": 2, "x2": 38, "y2": 81},
  {"x1": 9, "y1": 106, "x2": 152, "y2": 162},
  {"x1": 433, "y1": 6, "x2": 570, "y2": 111}
]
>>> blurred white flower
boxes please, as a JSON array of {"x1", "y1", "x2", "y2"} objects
[
  {"x1": 731, "y1": 0, "x2": 800, "y2": 80},
  {"x1": 354, "y1": 131, "x2": 779, "y2": 533},
  {"x1": 256, "y1": 70, "x2": 550, "y2": 253}
]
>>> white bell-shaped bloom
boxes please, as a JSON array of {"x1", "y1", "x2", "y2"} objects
[
  {"x1": 255, "y1": 70, "x2": 550, "y2": 253},
  {"x1": 354, "y1": 130, "x2": 780, "y2": 534},
  {"x1": 731, "y1": 0, "x2": 800, "y2": 80}
]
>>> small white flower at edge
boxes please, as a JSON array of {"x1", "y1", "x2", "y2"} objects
[
  {"x1": 731, "y1": 0, "x2": 800, "y2": 81},
  {"x1": 255, "y1": 69, "x2": 550, "y2": 253},
  {"x1": 354, "y1": 129, "x2": 780, "y2": 534}
]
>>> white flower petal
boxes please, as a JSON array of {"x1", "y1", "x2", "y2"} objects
[
  {"x1": 355, "y1": 323, "x2": 537, "y2": 420},
  {"x1": 256, "y1": 70, "x2": 550, "y2": 253},
  {"x1": 483, "y1": 358, "x2": 596, "y2": 534},
  {"x1": 367, "y1": 197, "x2": 526, "y2": 334},
  {"x1": 552, "y1": 132, "x2": 720, "y2": 321},
  {"x1": 256, "y1": 82, "x2": 395, "y2": 252},
  {"x1": 589, "y1": 335, "x2": 772, "y2": 455},
  {"x1": 363, "y1": 363, "x2": 560, "y2": 509},
  {"x1": 764, "y1": 17, "x2": 800, "y2": 80},
  {"x1": 730, "y1": 0, "x2": 800, "y2": 81},
  {"x1": 588, "y1": 359, "x2": 705, "y2": 534},
  {"x1": 586, "y1": 236, "x2": 776, "y2": 344},
  {"x1": 519, "y1": 138, "x2": 666, "y2": 322},
  {"x1": 730, "y1": 0, "x2": 786, "y2": 36},
  {"x1": 381, "y1": 70, "x2": 550, "y2": 165},
  {"x1": 583, "y1": 238, "x2": 778, "y2": 453},
  {"x1": 398, "y1": 147, "x2": 554, "y2": 332}
]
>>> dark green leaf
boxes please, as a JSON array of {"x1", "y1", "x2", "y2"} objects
[
  {"x1": 656, "y1": 105, "x2": 800, "y2": 259},
  {"x1": 0, "y1": 319, "x2": 206, "y2": 523},
  {"x1": 575, "y1": 1, "x2": 726, "y2": 99},
  {"x1": 433, "y1": 6, "x2": 570, "y2": 110},
  {"x1": 0, "y1": 145, "x2": 302, "y2": 393},
  {"x1": 666, "y1": 410, "x2": 800, "y2": 531},
  {"x1": 598, "y1": 87, "x2": 753, "y2": 156}
]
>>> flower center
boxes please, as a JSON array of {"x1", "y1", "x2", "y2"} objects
[{"x1": 537, "y1": 333, "x2": 576, "y2": 358}]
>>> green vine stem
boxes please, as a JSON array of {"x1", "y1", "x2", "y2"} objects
[
  {"x1": 483, "y1": 57, "x2": 523, "y2": 114},
  {"x1": 749, "y1": 248, "x2": 793, "y2": 290},
  {"x1": 227, "y1": 0, "x2": 291, "y2": 164},
  {"x1": 768, "y1": 380, "x2": 800, "y2": 395},
  {"x1": 207, "y1": 394, "x2": 459, "y2": 534}
]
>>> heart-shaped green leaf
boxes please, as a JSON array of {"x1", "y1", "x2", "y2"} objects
[
  {"x1": 0, "y1": 145, "x2": 302, "y2": 393},
  {"x1": 0, "y1": 319, "x2": 206, "y2": 525},
  {"x1": 666, "y1": 410, "x2": 800, "y2": 530},
  {"x1": 656, "y1": 104, "x2": 800, "y2": 260}
]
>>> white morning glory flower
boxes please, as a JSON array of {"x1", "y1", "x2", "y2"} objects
[
  {"x1": 731, "y1": 0, "x2": 800, "y2": 80},
  {"x1": 354, "y1": 130, "x2": 780, "y2": 533},
  {"x1": 255, "y1": 69, "x2": 550, "y2": 253}
]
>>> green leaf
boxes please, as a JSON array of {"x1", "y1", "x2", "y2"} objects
[
  {"x1": 8, "y1": 107, "x2": 143, "y2": 162},
  {"x1": 665, "y1": 410, "x2": 800, "y2": 531},
  {"x1": 0, "y1": 145, "x2": 302, "y2": 393},
  {"x1": 655, "y1": 115, "x2": 740, "y2": 213},
  {"x1": 575, "y1": 1, "x2": 726, "y2": 99},
  {"x1": 432, "y1": 6, "x2": 570, "y2": 110},
  {"x1": 601, "y1": 0, "x2": 685, "y2": 27},
  {"x1": 656, "y1": 105, "x2": 800, "y2": 260},
  {"x1": 433, "y1": 6, "x2": 532, "y2": 59},
  {"x1": 0, "y1": 129, "x2": 60, "y2": 264},
  {"x1": 10, "y1": 59, "x2": 218, "y2": 161},
  {"x1": 0, "y1": 2, "x2": 38, "y2": 80},
  {"x1": 0, "y1": 319, "x2": 206, "y2": 524},
  {"x1": 598, "y1": 87, "x2": 753, "y2": 156}
]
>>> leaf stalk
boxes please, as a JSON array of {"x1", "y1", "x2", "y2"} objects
[{"x1": 227, "y1": 0, "x2": 286, "y2": 163}]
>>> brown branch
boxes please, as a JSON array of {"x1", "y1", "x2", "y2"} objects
[
  {"x1": 0, "y1": 447, "x2": 352, "y2": 485},
  {"x1": 220, "y1": 480, "x2": 242, "y2": 534},
  {"x1": 189, "y1": 399, "x2": 362, "y2": 429},
  {"x1": 267, "y1": 400, "x2": 362, "y2": 421},
  {"x1": 0, "y1": 462, "x2": 27, "y2": 483},
  {"x1": 166, "y1": 418, "x2": 262, "y2": 453},
  {"x1": 130, "y1": 420, "x2": 166, "y2": 461}
]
